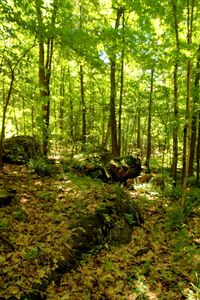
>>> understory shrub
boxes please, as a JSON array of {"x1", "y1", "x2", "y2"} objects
[
  {"x1": 28, "y1": 158, "x2": 58, "y2": 176},
  {"x1": 165, "y1": 188, "x2": 200, "y2": 230},
  {"x1": 184, "y1": 188, "x2": 200, "y2": 218}
]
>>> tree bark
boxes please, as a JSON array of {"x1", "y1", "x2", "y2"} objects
[
  {"x1": 145, "y1": 68, "x2": 154, "y2": 173},
  {"x1": 109, "y1": 8, "x2": 124, "y2": 156},
  {"x1": 80, "y1": 64, "x2": 86, "y2": 150},
  {"x1": 35, "y1": 0, "x2": 56, "y2": 157},
  {"x1": 0, "y1": 68, "x2": 14, "y2": 168},
  {"x1": 179, "y1": 0, "x2": 194, "y2": 207},
  {"x1": 118, "y1": 11, "x2": 125, "y2": 156},
  {"x1": 0, "y1": 46, "x2": 35, "y2": 167},
  {"x1": 189, "y1": 45, "x2": 200, "y2": 175},
  {"x1": 171, "y1": 0, "x2": 180, "y2": 185}
]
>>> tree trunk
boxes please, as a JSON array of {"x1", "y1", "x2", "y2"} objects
[
  {"x1": 189, "y1": 45, "x2": 200, "y2": 175},
  {"x1": 59, "y1": 66, "x2": 65, "y2": 149},
  {"x1": 0, "y1": 46, "x2": 34, "y2": 167},
  {"x1": 109, "y1": 8, "x2": 124, "y2": 156},
  {"x1": 137, "y1": 110, "x2": 141, "y2": 150},
  {"x1": 197, "y1": 112, "x2": 200, "y2": 183},
  {"x1": 171, "y1": 0, "x2": 180, "y2": 185},
  {"x1": 80, "y1": 65, "x2": 86, "y2": 150},
  {"x1": 118, "y1": 11, "x2": 125, "y2": 156},
  {"x1": 110, "y1": 58, "x2": 119, "y2": 156},
  {"x1": 179, "y1": 0, "x2": 194, "y2": 207},
  {"x1": 35, "y1": 0, "x2": 56, "y2": 157},
  {"x1": 145, "y1": 68, "x2": 154, "y2": 173},
  {"x1": 38, "y1": 40, "x2": 52, "y2": 157},
  {"x1": 0, "y1": 68, "x2": 14, "y2": 167}
]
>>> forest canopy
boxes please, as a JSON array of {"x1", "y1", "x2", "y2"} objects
[{"x1": 0, "y1": 0, "x2": 200, "y2": 186}]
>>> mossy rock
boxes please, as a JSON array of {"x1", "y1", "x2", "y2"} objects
[
  {"x1": 2, "y1": 135, "x2": 41, "y2": 164},
  {"x1": 69, "y1": 194, "x2": 143, "y2": 254}
]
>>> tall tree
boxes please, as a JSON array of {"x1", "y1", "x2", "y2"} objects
[
  {"x1": 35, "y1": 0, "x2": 58, "y2": 156},
  {"x1": 189, "y1": 45, "x2": 200, "y2": 175},
  {"x1": 109, "y1": 7, "x2": 124, "y2": 156},
  {"x1": 171, "y1": 0, "x2": 180, "y2": 185},
  {"x1": 0, "y1": 46, "x2": 35, "y2": 167},
  {"x1": 179, "y1": 0, "x2": 195, "y2": 207},
  {"x1": 118, "y1": 10, "x2": 125, "y2": 156},
  {"x1": 145, "y1": 68, "x2": 154, "y2": 173}
]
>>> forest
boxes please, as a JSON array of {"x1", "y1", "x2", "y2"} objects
[{"x1": 0, "y1": 0, "x2": 199, "y2": 299}]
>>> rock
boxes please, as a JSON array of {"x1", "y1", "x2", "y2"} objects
[
  {"x1": 2, "y1": 135, "x2": 41, "y2": 164},
  {"x1": 69, "y1": 193, "x2": 143, "y2": 254}
]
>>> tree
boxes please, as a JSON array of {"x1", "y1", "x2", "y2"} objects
[
  {"x1": 179, "y1": 0, "x2": 195, "y2": 207},
  {"x1": 0, "y1": 45, "x2": 35, "y2": 167},
  {"x1": 171, "y1": 0, "x2": 180, "y2": 185},
  {"x1": 34, "y1": 0, "x2": 58, "y2": 157},
  {"x1": 109, "y1": 7, "x2": 124, "y2": 155}
]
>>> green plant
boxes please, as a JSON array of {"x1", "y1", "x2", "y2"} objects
[
  {"x1": 28, "y1": 158, "x2": 57, "y2": 176},
  {"x1": 124, "y1": 213, "x2": 136, "y2": 225},
  {"x1": 24, "y1": 247, "x2": 39, "y2": 259},
  {"x1": 184, "y1": 189, "x2": 200, "y2": 218},
  {"x1": 12, "y1": 208, "x2": 27, "y2": 221},
  {"x1": 165, "y1": 204, "x2": 185, "y2": 230}
]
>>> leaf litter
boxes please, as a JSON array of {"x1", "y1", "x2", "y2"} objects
[{"x1": 0, "y1": 164, "x2": 199, "y2": 299}]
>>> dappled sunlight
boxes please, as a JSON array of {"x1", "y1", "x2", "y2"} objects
[{"x1": 0, "y1": 164, "x2": 199, "y2": 299}]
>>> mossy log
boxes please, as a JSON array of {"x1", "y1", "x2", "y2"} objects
[{"x1": 67, "y1": 154, "x2": 142, "y2": 184}]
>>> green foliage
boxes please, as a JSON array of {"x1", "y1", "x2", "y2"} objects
[
  {"x1": 0, "y1": 217, "x2": 10, "y2": 230},
  {"x1": 165, "y1": 204, "x2": 185, "y2": 231},
  {"x1": 124, "y1": 213, "x2": 137, "y2": 225},
  {"x1": 184, "y1": 188, "x2": 200, "y2": 218},
  {"x1": 28, "y1": 158, "x2": 57, "y2": 176},
  {"x1": 24, "y1": 247, "x2": 39, "y2": 259},
  {"x1": 103, "y1": 259, "x2": 115, "y2": 271},
  {"x1": 12, "y1": 208, "x2": 27, "y2": 221},
  {"x1": 165, "y1": 188, "x2": 200, "y2": 231}
]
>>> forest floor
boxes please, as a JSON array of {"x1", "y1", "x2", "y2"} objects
[{"x1": 0, "y1": 164, "x2": 199, "y2": 300}]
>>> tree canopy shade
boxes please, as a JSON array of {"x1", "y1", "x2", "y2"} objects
[{"x1": 0, "y1": 0, "x2": 200, "y2": 187}]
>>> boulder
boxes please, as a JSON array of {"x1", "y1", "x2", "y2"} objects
[{"x1": 2, "y1": 136, "x2": 41, "y2": 164}]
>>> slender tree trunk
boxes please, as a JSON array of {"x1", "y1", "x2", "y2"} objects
[
  {"x1": 38, "y1": 40, "x2": 52, "y2": 157},
  {"x1": 189, "y1": 45, "x2": 200, "y2": 175},
  {"x1": 0, "y1": 68, "x2": 14, "y2": 167},
  {"x1": 59, "y1": 67, "x2": 65, "y2": 133},
  {"x1": 197, "y1": 112, "x2": 200, "y2": 183},
  {"x1": 179, "y1": 0, "x2": 194, "y2": 207},
  {"x1": 35, "y1": 0, "x2": 56, "y2": 157},
  {"x1": 109, "y1": 8, "x2": 124, "y2": 156},
  {"x1": 145, "y1": 68, "x2": 154, "y2": 173},
  {"x1": 80, "y1": 65, "x2": 86, "y2": 150},
  {"x1": 118, "y1": 11, "x2": 125, "y2": 156},
  {"x1": 110, "y1": 57, "x2": 119, "y2": 155},
  {"x1": 137, "y1": 111, "x2": 141, "y2": 149},
  {"x1": 171, "y1": 0, "x2": 180, "y2": 185},
  {"x1": 59, "y1": 67, "x2": 65, "y2": 150},
  {"x1": 0, "y1": 44, "x2": 35, "y2": 167}
]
